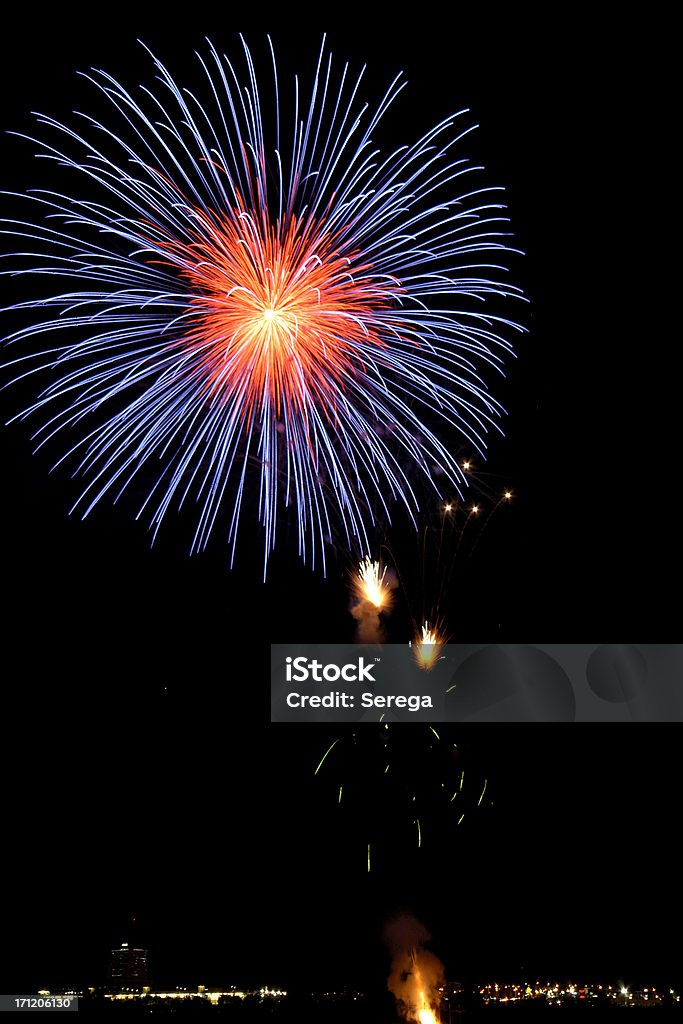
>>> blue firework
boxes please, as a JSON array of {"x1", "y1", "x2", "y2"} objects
[{"x1": 1, "y1": 37, "x2": 525, "y2": 573}]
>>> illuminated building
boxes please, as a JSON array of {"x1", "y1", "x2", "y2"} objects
[{"x1": 108, "y1": 941, "x2": 149, "y2": 990}]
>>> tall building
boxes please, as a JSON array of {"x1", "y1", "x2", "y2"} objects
[{"x1": 108, "y1": 941, "x2": 149, "y2": 990}]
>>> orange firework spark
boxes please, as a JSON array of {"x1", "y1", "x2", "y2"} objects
[
  {"x1": 155, "y1": 194, "x2": 393, "y2": 427},
  {"x1": 388, "y1": 936, "x2": 444, "y2": 1024},
  {"x1": 356, "y1": 556, "x2": 392, "y2": 610},
  {"x1": 411, "y1": 621, "x2": 446, "y2": 671}
]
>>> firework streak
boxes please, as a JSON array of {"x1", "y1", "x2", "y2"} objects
[{"x1": 2, "y1": 37, "x2": 524, "y2": 571}]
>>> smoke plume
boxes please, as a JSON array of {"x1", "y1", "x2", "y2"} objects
[{"x1": 384, "y1": 914, "x2": 444, "y2": 1024}]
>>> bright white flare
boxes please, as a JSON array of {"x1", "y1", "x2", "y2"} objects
[{"x1": 357, "y1": 557, "x2": 390, "y2": 609}]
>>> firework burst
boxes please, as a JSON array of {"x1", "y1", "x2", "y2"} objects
[{"x1": 1, "y1": 37, "x2": 524, "y2": 572}]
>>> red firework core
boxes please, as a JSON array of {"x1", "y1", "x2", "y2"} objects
[{"x1": 157, "y1": 198, "x2": 394, "y2": 421}]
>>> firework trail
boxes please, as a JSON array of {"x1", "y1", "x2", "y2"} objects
[
  {"x1": 1, "y1": 37, "x2": 524, "y2": 572},
  {"x1": 402, "y1": 474, "x2": 515, "y2": 641},
  {"x1": 314, "y1": 725, "x2": 489, "y2": 870}
]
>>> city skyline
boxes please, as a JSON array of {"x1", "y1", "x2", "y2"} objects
[
  {"x1": 27, "y1": 978, "x2": 683, "y2": 1011},
  {"x1": 36, "y1": 937, "x2": 683, "y2": 996}
]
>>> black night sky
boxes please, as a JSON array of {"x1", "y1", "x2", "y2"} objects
[{"x1": 0, "y1": 6, "x2": 678, "y2": 1005}]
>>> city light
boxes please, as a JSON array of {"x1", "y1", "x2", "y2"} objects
[
  {"x1": 34, "y1": 978, "x2": 681, "y2": 1011},
  {"x1": 102, "y1": 986, "x2": 286, "y2": 1004},
  {"x1": 475, "y1": 979, "x2": 674, "y2": 1009}
]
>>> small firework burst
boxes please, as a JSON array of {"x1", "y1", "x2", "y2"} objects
[
  {"x1": 411, "y1": 621, "x2": 446, "y2": 670},
  {"x1": 356, "y1": 556, "x2": 391, "y2": 610}
]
